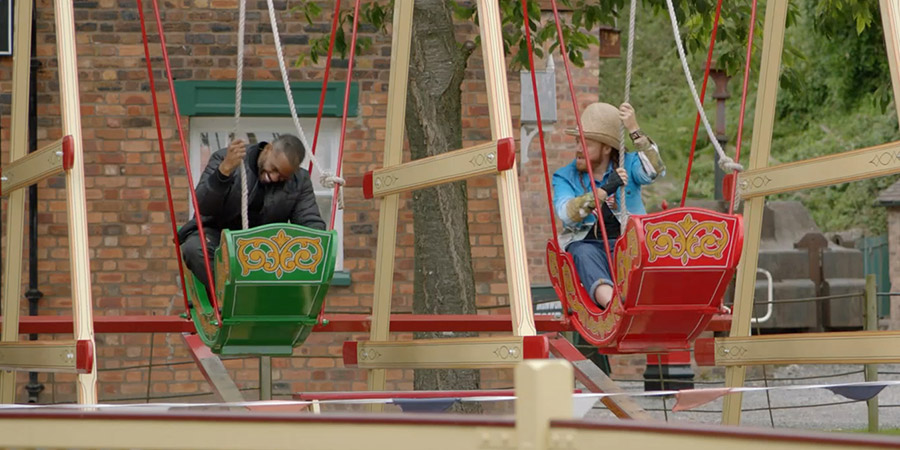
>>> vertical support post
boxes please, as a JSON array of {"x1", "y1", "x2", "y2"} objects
[
  {"x1": 54, "y1": 0, "x2": 98, "y2": 403},
  {"x1": 259, "y1": 356, "x2": 272, "y2": 401},
  {"x1": 879, "y1": 0, "x2": 900, "y2": 123},
  {"x1": 721, "y1": 0, "x2": 789, "y2": 425},
  {"x1": 865, "y1": 274, "x2": 879, "y2": 433},
  {"x1": 515, "y1": 360, "x2": 573, "y2": 450},
  {"x1": 25, "y1": 0, "x2": 45, "y2": 403},
  {"x1": 367, "y1": 0, "x2": 415, "y2": 401},
  {"x1": 475, "y1": 0, "x2": 536, "y2": 337},
  {"x1": 0, "y1": 0, "x2": 36, "y2": 403}
]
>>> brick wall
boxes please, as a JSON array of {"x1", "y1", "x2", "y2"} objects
[{"x1": 0, "y1": 1, "x2": 650, "y2": 404}]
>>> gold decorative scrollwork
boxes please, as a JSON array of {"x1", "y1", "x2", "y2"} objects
[
  {"x1": 236, "y1": 229, "x2": 324, "y2": 278},
  {"x1": 548, "y1": 249, "x2": 559, "y2": 280},
  {"x1": 645, "y1": 214, "x2": 729, "y2": 266},
  {"x1": 562, "y1": 263, "x2": 620, "y2": 338},
  {"x1": 615, "y1": 228, "x2": 639, "y2": 299}
]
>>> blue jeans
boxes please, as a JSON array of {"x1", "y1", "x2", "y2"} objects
[{"x1": 566, "y1": 238, "x2": 618, "y2": 301}]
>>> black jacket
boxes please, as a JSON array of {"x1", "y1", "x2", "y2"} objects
[{"x1": 177, "y1": 142, "x2": 326, "y2": 243}]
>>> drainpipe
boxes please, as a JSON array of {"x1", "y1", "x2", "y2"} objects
[
  {"x1": 25, "y1": 0, "x2": 45, "y2": 403},
  {"x1": 710, "y1": 67, "x2": 730, "y2": 203}
]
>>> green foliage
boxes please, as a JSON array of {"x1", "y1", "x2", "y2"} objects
[
  {"x1": 289, "y1": 0, "x2": 898, "y2": 234},
  {"x1": 600, "y1": 0, "x2": 898, "y2": 234}
]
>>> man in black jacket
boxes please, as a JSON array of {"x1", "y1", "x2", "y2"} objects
[{"x1": 177, "y1": 134, "x2": 326, "y2": 293}]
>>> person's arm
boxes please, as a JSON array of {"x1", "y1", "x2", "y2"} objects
[
  {"x1": 194, "y1": 150, "x2": 232, "y2": 216},
  {"x1": 553, "y1": 169, "x2": 617, "y2": 227},
  {"x1": 195, "y1": 140, "x2": 248, "y2": 216},
  {"x1": 619, "y1": 103, "x2": 666, "y2": 183},
  {"x1": 290, "y1": 170, "x2": 327, "y2": 230}
]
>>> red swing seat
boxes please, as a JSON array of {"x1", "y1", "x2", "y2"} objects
[{"x1": 547, "y1": 206, "x2": 743, "y2": 354}]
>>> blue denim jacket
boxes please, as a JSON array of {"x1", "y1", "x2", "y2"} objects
[{"x1": 552, "y1": 134, "x2": 665, "y2": 248}]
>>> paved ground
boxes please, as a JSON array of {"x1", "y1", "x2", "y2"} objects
[{"x1": 584, "y1": 363, "x2": 900, "y2": 433}]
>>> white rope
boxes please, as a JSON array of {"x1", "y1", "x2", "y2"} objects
[
  {"x1": 664, "y1": 0, "x2": 743, "y2": 173},
  {"x1": 613, "y1": 0, "x2": 637, "y2": 225},
  {"x1": 234, "y1": 0, "x2": 249, "y2": 230},
  {"x1": 264, "y1": 0, "x2": 345, "y2": 193},
  {"x1": 2, "y1": 379, "x2": 898, "y2": 412}
]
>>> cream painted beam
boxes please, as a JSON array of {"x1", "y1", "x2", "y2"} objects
[
  {"x1": 723, "y1": 0, "x2": 791, "y2": 426},
  {"x1": 367, "y1": 0, "x2": 415, "y2": 397},
  {"x1": 550, "y1": 420, "x2": 900, "y2": 450},
  {"x1": 1, "y1": 0, "x2": 36, "y2": 403},
  {"x1": 880, "y1": 0, "x2": 900, "y2": 123},
  {"x1": 363, "y1": 139, "x2": 515, "y2": 199},
  {"x1": 696, "y1": 332, "x2": 900, "y2": 366},
  {"x1": 737, "y1": 140, "x2": 900, "y2": 199},
  {"x1": 55, "y1": 0, "x2": 99, "y2": 403},
  {"x1": 0, "y1": 137, "x2": 72, "y2": 196},
  {"x1": 0, "y1": 413, "x2": 512, "y2": 450},
  {"x1": 344, "y1": 336, "x2": 548, "y2": 369},
  {"x1": 476, "y1": 0, "x2": 536, "y2": 337},
  {"x1": 0, "y1": 340, "x2": 93, "y2": 373}
]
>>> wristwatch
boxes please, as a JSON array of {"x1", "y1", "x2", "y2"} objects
[{"x1": 629, "y1": 129, "x2": 645, "y2": 141}]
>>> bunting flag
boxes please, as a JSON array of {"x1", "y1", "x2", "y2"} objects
[
  {"x1": 672, "y1": 388, "x2": 732, "y2": 412},
  {"x1": 245, "y1": 402, "x2": 310, "y2": 413},
  {"x1": 825, "y1": 384, "x2": 888, "y2": 402},
  {"x1": 572, "y1": 396, "x2": 601, "y2": 418},
  {"x1": 393, "y1": 398, "x2": 459, "y2": 413},
  {"x1": 1, "y1": 380, "x2": 898, "y2": 413}
]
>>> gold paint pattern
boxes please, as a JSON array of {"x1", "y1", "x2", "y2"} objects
[
  {"x1": 562, "y1": 263, "x2": 619, "y2": 339},
  {"x1": 645, "y1": 214, "x2": 729, "y2": 266},
  {"x1": 236, "y1": 229, "x2": 324, "y2": 278},
  {"x1": 615, "y1": 227, "x2": 639, "y2": 299},
  {"x1": 215, "y1": 234, "x2": 229, "y2": 302}
]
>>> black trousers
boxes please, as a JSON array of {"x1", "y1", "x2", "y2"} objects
[{"x1": 180, "y1": 229, "x2": 221, "y2": 296}]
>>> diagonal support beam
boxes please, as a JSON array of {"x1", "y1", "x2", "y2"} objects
[
  {"x1": 546, "y1": 333, "x2": 652, "y2": 420},
  {"x1": 0, "y1": 340, "x2": 93, "y2": 373},
  {"x1": 737, "y1": 140, "x2": 900, "y2": 199},
  {"x1": 344, "y1": 336, "x2": 548, "y2": 369},
  {"x1": 182, "y1": 333, "x2": 245, "y2": 403},
  {"x1": 0, "y1": 136, "x2": 73, "y2": 196},
  {"x1": 363, "y1": 138, "x2": 515, "y2": 199},
  {"x1": 695, "y1": 331, "x2": 900, "y2": 366}
]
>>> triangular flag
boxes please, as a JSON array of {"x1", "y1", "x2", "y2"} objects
[
  {"x1": 672, "y1": 388, "x2": 732, "y2": 412},
  {"x1": 826, "y1": 384, "x2": 887, "y2": 401},
  {"x1": 245, "y1": 402, "x2": 310, "y2": 413},
  {"x1": 393, "y1": 398, "x2": 459, "y2": 413},
  {"x1": 572, "y1": 396, "x2": 600, "y2": 418}
]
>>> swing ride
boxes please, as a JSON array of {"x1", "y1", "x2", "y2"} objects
[
  {"x1": 535, "y1": 0, "x2": 744, "y2": 353},
  {"x1": 3, "y1": 0, "x2": 900, "y2": 445}
]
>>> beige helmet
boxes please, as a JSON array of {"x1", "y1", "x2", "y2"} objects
[{"x1": 564, "y1": 102, "x2": 621, "y2": 150}]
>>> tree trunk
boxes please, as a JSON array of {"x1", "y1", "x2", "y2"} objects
[{"x1": 405, "y1": 0, "x2": 480, "y2": 412}]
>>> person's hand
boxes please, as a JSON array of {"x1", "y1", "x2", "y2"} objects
[
  {"x1": 619, "y1": 103, "x2": 639, "y2": 133},
  {"x1": 600, "y1": 167, "x2": 628, "y2": 195},
  {"x1": 218, "y1": 139, "x2": 246, "y2": 177}
]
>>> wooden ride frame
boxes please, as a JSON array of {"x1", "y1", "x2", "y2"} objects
[
  {"x1": 1, "y1": 360, "x2": 898, "y2": 449},
  {"x1": 714, "y1": 0, "x2": 900, "y2": 425},
  {"x1": 357, "y1": 0, "x2": 539, "y2": 396},
  {"x1": 0, "y1": 0, "x2": 97, "y2": 402}
]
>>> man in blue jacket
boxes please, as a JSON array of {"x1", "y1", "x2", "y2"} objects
[{"x1": 552, "y1": 102, "x2": 665, "y2": 309}]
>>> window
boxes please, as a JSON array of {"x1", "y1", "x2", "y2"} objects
[
  {"x1": 188, "y1": 116, "x2": 345, "y2": 270},
  {"x1": 0, "y1": 0, "x2": 11, "y2": 56}
]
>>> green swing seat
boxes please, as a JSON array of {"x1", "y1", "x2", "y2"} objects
[{"x1": 181, "y1": 223, "x2": 337, "y2": 356}]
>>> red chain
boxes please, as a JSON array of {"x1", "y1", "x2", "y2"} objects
[
  {"x1": 520, "y1": 0, "x2": 559, "y2": 246},
  {"x1": 729, "y1": 0, "x2": 760, "y2": 214},
  {"x1": 136, "y1": 0, "x2": 191, "y2": 317},
  {"x1": 680, "y1": 0, "x2": 724, "y2": 207}
]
